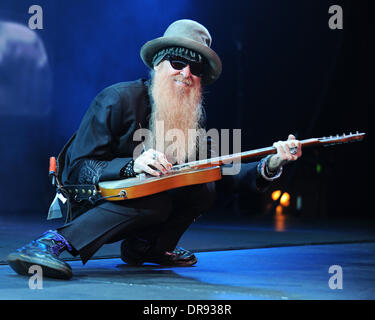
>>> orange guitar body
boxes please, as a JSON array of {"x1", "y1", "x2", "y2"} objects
[{"x1": 98, "y1": 166, "x2": 222, "y2": 201}]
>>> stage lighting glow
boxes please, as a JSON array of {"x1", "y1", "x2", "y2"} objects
[
  {"x1": 275, "y1": 205, "x2": 286, "y2": 232},
  {"x1": 271, "y1": 190, "x2": 282, "y2": 201},
  {"x1": 280, "y1": 192, "x2": 290, "y2": 207},
  {"x1": 276, "y1": 205, "x2": 283, "y2": 215}
]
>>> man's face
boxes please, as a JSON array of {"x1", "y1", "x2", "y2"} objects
[{"x1": 153, "y1": 59, "x2": 201, "y2": 93}]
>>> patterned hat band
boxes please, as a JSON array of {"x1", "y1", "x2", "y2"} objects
[{"x1": 152, "y1": 47, "x2": 203, "y2": 67}]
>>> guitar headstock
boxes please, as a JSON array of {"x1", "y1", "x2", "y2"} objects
[{"x1": 318, "y1": 131, "x2": 366, "y2": 146}]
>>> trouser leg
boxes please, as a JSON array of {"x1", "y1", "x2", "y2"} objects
[
  {"x1": 57, "y1": 192, "x2": 173, "y2": 264},
  {"x1": 57, "y1": 182, "x2": 216, "y2": 264},
  {"x1": 134, "y1": 182, "x2": 217, "y2": 252}
]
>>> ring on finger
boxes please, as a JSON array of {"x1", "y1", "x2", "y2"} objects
[
  {"x1": 153, "y1": 153, "x2": 158, "y2": 160},
  {"x1": 289, "y1": 147, "x2": 298, "y2": 155}
]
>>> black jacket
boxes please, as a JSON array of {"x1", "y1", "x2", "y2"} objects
[{"x1": 61, "y1": 79, "x2": 269, "y2": 194}]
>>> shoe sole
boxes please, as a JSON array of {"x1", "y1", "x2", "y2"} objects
[
  {"x1": 7, "y1": 253, "x2": 72, "y2": 280},
  {"x1": 123, "y1": 255, "x2": 198, "y2": 267},
  {"x1": 121, "y1": 241, "x2": 198, "y2": 267}
]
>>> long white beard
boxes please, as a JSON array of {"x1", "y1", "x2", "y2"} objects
[{"x1": 148, "y1": 70, "x2": 204, "y2": 164}]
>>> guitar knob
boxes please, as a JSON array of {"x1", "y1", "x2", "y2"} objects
[{"x1": 119, "y1": 190, "x2": 127, "y2": 198}]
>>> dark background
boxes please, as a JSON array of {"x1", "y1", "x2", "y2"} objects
[{"x1": 0, "y1": 0, "x2": 371, "y2": 220}]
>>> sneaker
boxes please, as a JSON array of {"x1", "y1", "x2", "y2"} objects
[
  {"x1": 6, "y1": 230, "x2": 73, "y2": 280},
  {"x1": 120, "y1": 238, "x2": 197, "y2": 267}
]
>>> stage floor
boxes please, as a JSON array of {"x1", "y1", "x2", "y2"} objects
[
  {"x1": 1, "y1": 213, "x2": 375, "y2": 300},
  {"x1": 1, "y1": 213, "x2": 375, "y2": 263},
  {"x1": 1, "y1": 243, "x2": 374, "y2": 300}
]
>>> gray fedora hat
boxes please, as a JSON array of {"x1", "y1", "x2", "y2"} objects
[{"x1": 140, "y1": 19, "x2": 222, "y2": 85}]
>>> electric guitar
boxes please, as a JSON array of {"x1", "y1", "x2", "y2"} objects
[{"x1": 97, "y1": 132, "x2": 365, "y2": 201}]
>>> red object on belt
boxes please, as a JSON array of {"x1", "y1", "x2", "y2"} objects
[{"x1": 49, "y1": 157, "x2": 56, "y2": 176}]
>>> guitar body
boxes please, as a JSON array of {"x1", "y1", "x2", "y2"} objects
[{"x1": 98, "y1": 166, "x2": 222, "y2": 201}]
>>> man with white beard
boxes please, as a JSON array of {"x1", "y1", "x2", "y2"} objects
[{"x1": 7, "y1": 20, "x2": 302, "y2": 280}]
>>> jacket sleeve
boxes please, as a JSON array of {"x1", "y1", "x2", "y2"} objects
[{"x1": 64, "y1": 87, "x2": 134, "y2": 185}]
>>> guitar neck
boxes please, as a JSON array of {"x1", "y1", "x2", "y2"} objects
[
  {"x1": 173, "y1": 132, "x2": 365, "y2": 170},
  {"x1": 182, "y1": 138, "x2": 318, "y2": 169}
]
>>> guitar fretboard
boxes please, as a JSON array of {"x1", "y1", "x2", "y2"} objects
[{"x1": 171, "y1": 132, "x2": 365, "y2": 170}]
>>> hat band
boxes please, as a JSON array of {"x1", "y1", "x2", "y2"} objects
[{"x1": 152, "y1": 47, "x2": 203, "y2": 67}]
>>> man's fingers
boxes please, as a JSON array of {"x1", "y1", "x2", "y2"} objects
[
  {"x1": 156, "y1": 152, "x2": 173, "y2": 171},
  {"x1": 136, "y1": 162, "x2": 160, "y2": 176},
  {"x1": 273, "y1": 142, "x2": 288, "y2": 162},
  {"x1": 134, "y1": 149, "x2": 172, "y2": 176},
  {"x1": 146, "y1": 149, "x2": 172, "y2": 171},
  {"x1": 274, "y1": 141, "x2": 293, "y2": 161},
  {"x1": 286, "y1": 138, "x2": 302, "y2": 158},
  {"x1": 149, "y1": 159, "x2": 168, "y2": 174},
  {"x1": 278, "y1": 141, "x2": 293, "y2": 160},
  {"x1": 282, "y1": 142, "x2": 294, "y2": 161},
  {"x1": 272, "y1": 136, "x2": 303, "y2": 168}
]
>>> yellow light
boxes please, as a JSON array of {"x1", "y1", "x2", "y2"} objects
[
  {"x1": 271, "y1": 190, "x2": 282, "y2": 201},
  {"x1": 280, "y1": 192, "x2": 290, "y2": 207}
]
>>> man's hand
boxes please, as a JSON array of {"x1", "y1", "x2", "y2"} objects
[
  {"x1": 133, "y1": 149, "x2": 173, "y2": 177},
  {"x1": 268, "y1": 134, "x2": 302, "y2": 172}
]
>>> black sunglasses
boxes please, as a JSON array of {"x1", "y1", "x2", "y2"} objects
[{"x1": 164, "y1": 55, "x2": 204, "y2": 77}]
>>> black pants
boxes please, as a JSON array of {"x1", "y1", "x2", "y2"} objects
[{"x1": 57, "y1": 182, "x2": 216, "y2": 264}]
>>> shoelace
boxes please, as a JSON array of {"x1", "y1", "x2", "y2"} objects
[{"x1": 43, "y1": 230, "x2": 73, "y2": 255}]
